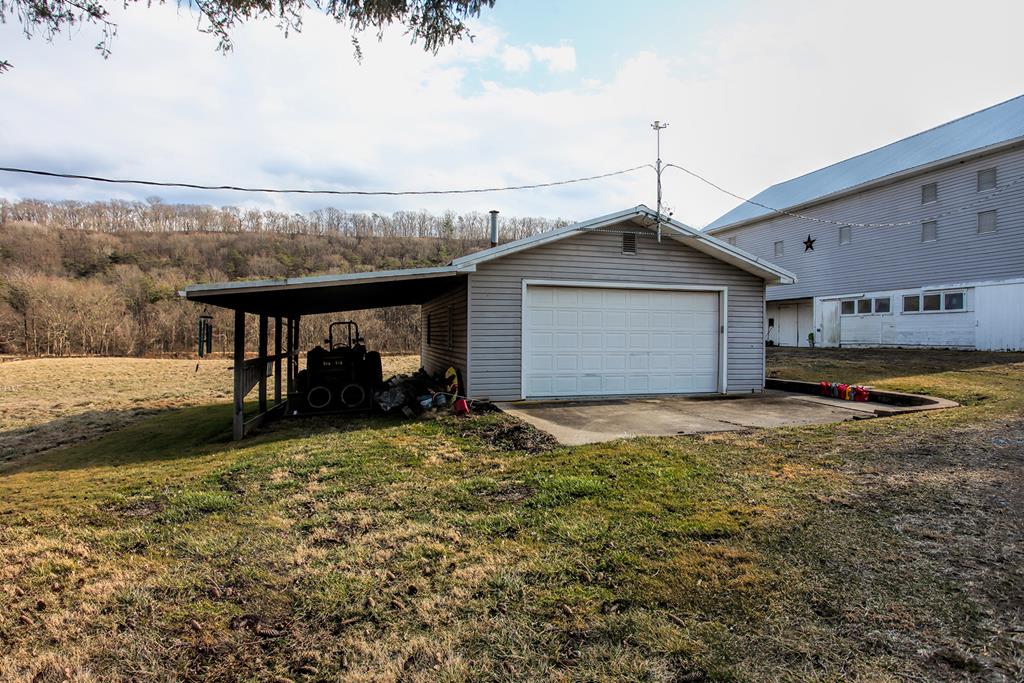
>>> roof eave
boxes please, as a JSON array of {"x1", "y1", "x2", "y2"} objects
[
  {"x1": 181, "y1": 264, "x2": 472, "y2": 300},
  {"x1": 451, "y1": 205, "x2": 652, "y2": 268},
  {"x1": 453, "y1": 204, "x2": 793, "y2": 284}
]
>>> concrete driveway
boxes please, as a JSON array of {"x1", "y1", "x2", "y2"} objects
[{"x1": 497, "y1": 391, "x2": 883, "y2": 445}]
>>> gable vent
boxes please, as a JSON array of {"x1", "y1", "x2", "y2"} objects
[{"x1": 621, "y1": 232, "x2": 637, "y2": 254}]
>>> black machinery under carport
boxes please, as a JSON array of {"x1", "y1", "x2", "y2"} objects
[{"x1": 181, "y1": 265, "x2": 470, "y2": 439}]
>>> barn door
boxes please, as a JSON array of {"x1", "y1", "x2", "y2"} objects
[{"x1": 818, "y1": 300, "x2": 841, "y2": 347}]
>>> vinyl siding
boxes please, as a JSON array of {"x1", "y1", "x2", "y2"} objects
[
  {"x1": 713, "y1": 143, "x2": 1024, "y2": 301},
  {"x1": 420, "y1": 280, "x2": 468, "y2": 383},
  {"x1": 467, "y1": 225, "x2": 766, "y2": 401}
]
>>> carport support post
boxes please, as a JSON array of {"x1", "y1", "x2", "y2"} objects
[
  {"x1": 285, "y1": 318, "x2": 294, "y2": 396},
  {"x1": 233, "y1": 309, "x2": 245, "y2": 440},
  {"x1": 258, "y1": 314, "x2": 268, "y2": 414},
  {"x1": 274, "y1": 316, "x2": 282, "y2": 404},
  {"x1": 293, "y1": 316, "x2": 301, "y2": 388}
]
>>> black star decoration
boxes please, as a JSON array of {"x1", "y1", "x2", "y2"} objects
[{"x1": 803, "y1": 234, "x2": 816, "y2": 252}]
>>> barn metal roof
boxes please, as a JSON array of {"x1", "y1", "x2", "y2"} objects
[{"x1": 705, "y1": 94, "x2": 1024, "y2": 233}]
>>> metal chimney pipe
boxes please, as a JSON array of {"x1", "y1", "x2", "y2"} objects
[{"x1": 488, "y1": 210, "x2": 499, "y2": 247}]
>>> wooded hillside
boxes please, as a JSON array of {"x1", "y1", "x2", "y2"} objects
[{"x1": 0, "y1": 199, "x2": 565, "y2": 357}]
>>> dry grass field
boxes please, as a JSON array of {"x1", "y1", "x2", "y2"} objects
[
  {"x1": 1, "y1": 348, "x2": 1022, "y2": 682},
  {"x1": 0, "y1": 355, "x2": 420, "y2": 465}
]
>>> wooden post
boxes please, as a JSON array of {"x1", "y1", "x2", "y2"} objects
[
  {"x1": 293, "y1": 315, "x2": 301, "y2": 391},
  {"x1": 274, "y1": 316, "x2": 282, "y2": 404},
  {"x1": 285, "y1": 317, "x2": 294, "y2": 397},
  {"x1": 258, "y1": 314, "x2": 268, "y2": 414},
  {"x1": 233, "y1": 309, "x2": 245, "y2": 440}
]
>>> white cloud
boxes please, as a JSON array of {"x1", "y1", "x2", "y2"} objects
[
  {"x1": 1, "y1": 1, "x2": 1023, "y2": 229},
  {"x1": 530, "y1": 43, "x2": 576, "y2": 73},
  {"x1": 500, "y1": 45, "x2": 531, "y2": 72}
]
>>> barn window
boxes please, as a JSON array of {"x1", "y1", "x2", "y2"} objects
[
  {"x1": 841, "y1": 300, "x2": 855, "y2": 315},
  {"x1": 921, "y1": 182, "x2": 938, "y2": 204},
  {"x1": 856, "y1": 299, "x2": 872, "y2": 314},
  {"x1": 977, "y1": 168, "x2": 997, "y2": 192},
  {"x1": 839, "y1": 225, "x2": 852, "y2": 245},
  {"x1": 726, "y1": 236, "x2": 737, "y2": 246},
  {"x1": 774, "y1": 240, "x2": 784, "y2": 257},
  {"x1": 906, "y1": 291, "x2": 966, "y2": 313},
  {"x1": 621, "y1": 232, "x2": 637, "y2": 254},
  {"x1": 944, "y1": 292, "x2": 965, "y2": 311},
  {"x1": 873, "y1": 297, "x2": 891, "y2": 314},
  {"x1": 921, "y1": 221, "x2": 938, "y2": 242},
  {"x1": 447, "y1": 305, "x2": 454, "y2": 350},
  {"x1": 977, "y1": 210, "x2": 997, "y2": 234}
]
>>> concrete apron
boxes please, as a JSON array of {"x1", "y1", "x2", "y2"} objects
[{"x1": 497, "y1": 390, "x2": 948, "y2": 446}]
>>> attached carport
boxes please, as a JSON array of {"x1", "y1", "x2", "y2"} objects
[
  {"x1": 182, "y1": 266, "x2": 470, "y2": 439},
  {"x1": 184, "y1": 205, "x2": 796, "y2": 439}
]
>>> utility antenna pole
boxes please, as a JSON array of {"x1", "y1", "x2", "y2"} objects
[{"x1": 651, "y1": 120, "x2": 669, "y2": 241}]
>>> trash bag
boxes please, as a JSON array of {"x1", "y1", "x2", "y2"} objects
[{"x1": 375, "y1": 385, "x2": 411, "y2": 413}]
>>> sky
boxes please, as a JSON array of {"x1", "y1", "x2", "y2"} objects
[{"x1": 2, "y1": 0, "x2": 1024, "y2": 228}]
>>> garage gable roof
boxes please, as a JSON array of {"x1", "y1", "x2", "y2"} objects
[{"x1": 452, "y1": 205, "x2": 796, "y2": 285}]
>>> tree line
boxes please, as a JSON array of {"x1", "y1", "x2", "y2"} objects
[
  {"x1": 1, "y1": 199, "x2": 561, "y2": 241},
  {"x1": 0, "y1": 200, "x2": 566, "y2": 358}
]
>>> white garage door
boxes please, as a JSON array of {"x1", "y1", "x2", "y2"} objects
[{"x1": 523, "y1": 285, "x2": 721, "y2": 397}]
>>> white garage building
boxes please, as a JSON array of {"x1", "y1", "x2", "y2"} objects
[
  {"x1": 186, "y1": 205, "x2": 795, "y2": 427},
  {"x1": 422, "y1": 205, "x2": 794, "y2": 401}
]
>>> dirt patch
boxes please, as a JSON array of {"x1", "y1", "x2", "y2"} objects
[
  {"x1": 487, "y1": 483, "x2": 533, "y2": 503},
  {"x1": 454, "y1": 415, "x2": 559, "y2": 453}
]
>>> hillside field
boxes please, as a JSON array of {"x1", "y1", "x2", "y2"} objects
[{"x1": 1, "y1": 348, "x2": 1022, "y2": 682}]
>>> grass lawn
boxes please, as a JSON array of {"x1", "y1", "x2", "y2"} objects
[{"x1": 1, "y1": 348, "x2": 1022, "y2": 681}]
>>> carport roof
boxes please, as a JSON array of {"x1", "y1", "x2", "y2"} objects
[
  {"x1": 182, "y1": 205, "x2": 795, "y2": 316},
  {"x1": 182, "y1": 265, "x2": 469, "y2": 316}
]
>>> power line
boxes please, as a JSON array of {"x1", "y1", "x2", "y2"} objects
[
  {"x1": 0, "y1": 164, "x2": 653, "y2": 197},
  {"x1": 663, "y1": 162, "x2": 1024, "y2": 228}
]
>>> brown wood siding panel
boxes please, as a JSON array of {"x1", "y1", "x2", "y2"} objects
[{"x1": 467, "y1": 226, "x2": 766, "y2": 401}]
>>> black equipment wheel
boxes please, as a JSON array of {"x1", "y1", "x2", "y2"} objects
[
  {"x1": 307, "y1": 385, "x2": 332, "y2": 410},
  {"x1": 339, "y1": 383, "x2": 366, "y2": 409}
]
